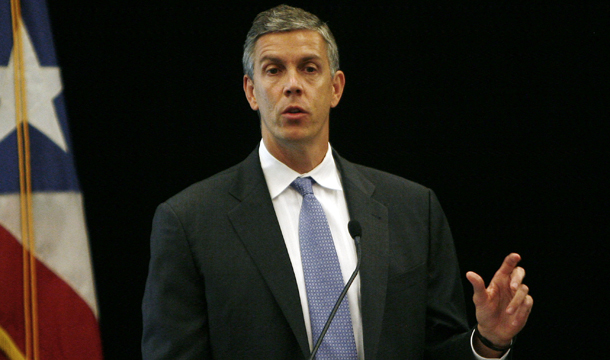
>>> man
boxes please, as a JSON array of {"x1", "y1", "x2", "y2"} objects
[{"x1": 142, "y1": 5, "x2": 532, "y2": 360}]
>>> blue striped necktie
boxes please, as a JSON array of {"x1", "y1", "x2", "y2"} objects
[{"x1": 291, "y1": 177, "x2": 358, "y2": 360}]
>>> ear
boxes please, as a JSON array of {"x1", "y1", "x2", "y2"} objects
[
  {"x1": 243, "y1": 75, "x2": 259, "y2": 111},
  {"x1": 330, "y1": 70, "x2": 346, "y2": 108}
]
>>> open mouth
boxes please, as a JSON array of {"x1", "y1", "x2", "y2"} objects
[{"x1": 284, "y1": 106, "x2": 306, "y2": 115}]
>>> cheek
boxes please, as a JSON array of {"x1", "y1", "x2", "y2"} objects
[
  {"x1": 258, "y1": 97, "x2": 273, "y2": 114},
  {"x1": 255, "y1": 88, "x2": 274, "y2": 109},
  {"x1": 316, "y1": 88, "x2": 334, "y2": 109}
]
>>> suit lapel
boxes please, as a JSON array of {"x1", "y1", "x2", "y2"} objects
[
  {"x1": 335, "y1": 152, "x2": 389, "y2": 360},
  {"x1": 227, "y1": 149, "x2": 310, "y2": 358}
]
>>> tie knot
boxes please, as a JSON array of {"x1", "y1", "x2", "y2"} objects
[{"x1": 291, "y1": 176, "x2": 314, "y2": 196}]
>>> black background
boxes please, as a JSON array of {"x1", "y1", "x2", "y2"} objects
[{"x1": 45, "y1": 1, "x2": 608, "y2": 359}]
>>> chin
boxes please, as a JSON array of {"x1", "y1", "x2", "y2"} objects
[{"x1": 276, "y1": 131, "x2": 315, "y2": 144}]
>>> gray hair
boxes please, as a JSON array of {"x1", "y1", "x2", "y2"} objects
[{"x1": 242, "y1": 5, "x2": 340, "y2": 79}]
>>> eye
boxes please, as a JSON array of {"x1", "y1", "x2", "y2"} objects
[
  {"x1": 266, "y1": 67, "x2": 279, "y2": 75},
  {"x1": 304, "y1": 66, "x2": 317, "y2": 73}
]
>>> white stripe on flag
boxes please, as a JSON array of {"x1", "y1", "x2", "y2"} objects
[{"x1": 0, "y1": 192, "x2": 98, "y2": 317}]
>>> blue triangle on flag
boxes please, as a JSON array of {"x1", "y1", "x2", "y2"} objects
[{"x1": 0, "y1": 124, "x2": 80, "y2": 194}]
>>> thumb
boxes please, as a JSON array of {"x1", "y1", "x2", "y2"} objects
[{"x1": 466, "y1": 271, "x2": 487, "y2": 305}]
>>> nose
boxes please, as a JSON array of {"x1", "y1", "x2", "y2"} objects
[{"x1": 283, "y1": 70, "x2": 303, "y2": 96}]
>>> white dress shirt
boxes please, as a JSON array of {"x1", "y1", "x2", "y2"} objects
[
  {"x1": 259, "y1": 140, "x2": 364, "y2": 358},
  {"x1": 258, "y1": 140, "x2": 508, "y2": 360}
]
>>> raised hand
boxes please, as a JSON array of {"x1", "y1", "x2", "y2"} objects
[{"x1": 466, "y1": 253, "x2": 533, "y2": 354}]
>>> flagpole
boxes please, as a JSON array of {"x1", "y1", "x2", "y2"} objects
[{"x1": 10, "y1": 0, "x2": 39, "y2": 359}]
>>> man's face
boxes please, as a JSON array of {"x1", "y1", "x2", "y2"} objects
[{"x1": 244, "y1": 30, "x2": 345, "y2": 151}]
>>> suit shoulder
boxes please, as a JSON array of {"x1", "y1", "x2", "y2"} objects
[
  {"x1": 344, "y1": 161, "x2": 447, "y2": 222},
  {"x1": 163, "y1": 163, "x2": 240, "y2": 210},
  {"x1": 352, "y1": 162, "x2": 431, "y2": 195}
]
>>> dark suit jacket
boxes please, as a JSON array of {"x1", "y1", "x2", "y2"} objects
[{"x1": 142, "y1": 147, "x2": 477, "y2": 360}]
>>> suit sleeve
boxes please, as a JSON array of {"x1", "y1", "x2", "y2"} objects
[
  {"x1": 142, "y1": 202, "x2": 212, "y2": 360},
  {"x1": 424, "y1": 190, "x2": 476, "y2": 360}
]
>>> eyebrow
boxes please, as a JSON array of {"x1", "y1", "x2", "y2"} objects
[
  {"x1": 259, "y1": 54, "x2": 323, "y2": 66},
  {"x1": 259, "y1": 56, "x2": 283, "y2": 65}
]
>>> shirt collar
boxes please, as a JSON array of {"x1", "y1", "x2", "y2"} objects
[{"x1": 259, "y1": 139, "x2": 343, "y2": 199}]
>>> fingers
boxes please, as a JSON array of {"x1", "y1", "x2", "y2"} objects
[
  {"x1": 513, "y1": 294, "x2": 534, "y2": 327},
  {"x1": 495, "y1": 253, "x2": 522, "y2": 277},
  {"x1": 506, "y1": 283, "x2": 529, "y2": 315},
  {"x1": 509, "y1": 266, "x2": 526, "y2": 291},
  {"x1": 468, "y1": 253, "x2": 530, "y2": 311}
]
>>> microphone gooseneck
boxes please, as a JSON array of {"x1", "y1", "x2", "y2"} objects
[{"x1": 308, "y1": 220, "x2": 362, "y2": 360}]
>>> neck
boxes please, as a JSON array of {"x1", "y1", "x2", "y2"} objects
[{"x1": 262, "y1": 138, "x2": 328, "y2": 174}]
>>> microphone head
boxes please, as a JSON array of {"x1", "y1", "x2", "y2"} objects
[{"x1": 348, "y1": 220, "x2": 362, "y2": 239}]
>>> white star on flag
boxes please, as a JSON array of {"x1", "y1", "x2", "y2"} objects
[{"x1": 0, "y1": 22, "x2": 68, "y2": 152}]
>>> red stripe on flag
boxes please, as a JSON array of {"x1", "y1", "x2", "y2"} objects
[
  {"x1": 0, "y1": 225, "x2": 103, "y2": 359},
  {"x1": 0, "y1": 225, "x2": 26, "y2": 358}
]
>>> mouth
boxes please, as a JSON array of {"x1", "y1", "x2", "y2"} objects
[{"x1": 282, "y1": 106, "x2": 307, "y2": 115}]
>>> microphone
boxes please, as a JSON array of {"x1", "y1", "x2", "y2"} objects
[
  {"x1": 348, "y1": 220, "x2": 362, "y2": 246},
  {"x1": 308, "y1": 220, "x2": 362, "y2": 360}
]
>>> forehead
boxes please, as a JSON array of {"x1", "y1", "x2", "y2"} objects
[{"x1": 253, "y1": 29, "x2": 328, "y2": 63}]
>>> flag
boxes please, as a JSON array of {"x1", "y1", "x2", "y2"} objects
[{"x1": 0, "y1": 0, "x2": 103, "y2": 359}]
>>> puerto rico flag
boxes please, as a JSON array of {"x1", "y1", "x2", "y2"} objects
[{"x1": 0, "y1": 0, "x2": 103, "y2": 359}]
